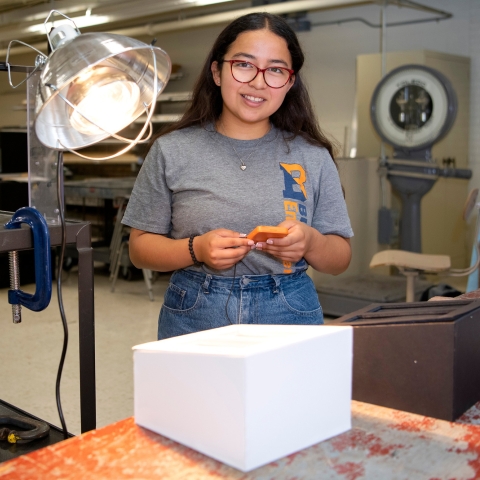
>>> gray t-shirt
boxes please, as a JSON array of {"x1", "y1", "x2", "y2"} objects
[{"x1": 122, "y1": 124, "x2": 353, "y2": 276}]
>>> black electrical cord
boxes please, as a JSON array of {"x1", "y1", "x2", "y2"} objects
[{"x1": 55, "y1": 151, "x2": 69, "y2": 439}]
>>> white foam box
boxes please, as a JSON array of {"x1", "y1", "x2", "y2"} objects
[{"x1": 133, "y1": 324, "x2": 352, "y2": 472}]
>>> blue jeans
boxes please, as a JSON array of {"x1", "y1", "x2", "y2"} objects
[{"x1": 158, "y1": 269, "x2": 323, "y2": 340}]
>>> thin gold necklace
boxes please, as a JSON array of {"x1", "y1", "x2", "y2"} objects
[{"x1": 219, "y1": 121, "x2": 270, "y2": 171}]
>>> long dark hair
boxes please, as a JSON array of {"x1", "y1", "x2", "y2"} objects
[{"x1": 156, "y1": 13, "x2": 336, "y2": 159}]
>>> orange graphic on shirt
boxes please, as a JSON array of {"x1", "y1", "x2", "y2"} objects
[
  {"x1": 281, "y1": 201, "x2": 300, "y2": 273},
  {"x1": 280, "y1": 163, "x2": 308, "y2": 274}
]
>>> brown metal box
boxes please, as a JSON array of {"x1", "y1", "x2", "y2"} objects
[{"x1": 330, "y1": 299, "x2": 480, "y2": 421}]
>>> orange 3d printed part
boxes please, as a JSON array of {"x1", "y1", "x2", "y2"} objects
[{"x1": 247, "y1": 226, "x2": 288, "y2": 243}]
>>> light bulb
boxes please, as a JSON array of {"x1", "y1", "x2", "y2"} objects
[{"x1": 69, "y1": 79, "x2": 141, "y2": 136}]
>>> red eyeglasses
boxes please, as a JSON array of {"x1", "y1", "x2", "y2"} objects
[{"x1": 224, "y1": 60, "x2": 294, "y2": 89}]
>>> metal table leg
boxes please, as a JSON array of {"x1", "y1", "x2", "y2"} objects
[
  {"x1": 0, "y1": 213, "x2": 97, "y2": 434},
  {"x1": 76, "y1": 223, "x2": 96, "y2": 433}
]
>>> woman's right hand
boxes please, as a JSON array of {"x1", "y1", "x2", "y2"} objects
[{"x1": 194, "y1": 229, "x2": 254, "y2": 270}]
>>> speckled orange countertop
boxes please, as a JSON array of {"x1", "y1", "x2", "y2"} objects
[{"x1": 2, "y1": 400, "x2": 480, "y2": 479}]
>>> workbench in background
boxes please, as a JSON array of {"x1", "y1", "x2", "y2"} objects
[{"x1": 63, "y1": 153, "x2": 138, "y2": 244}]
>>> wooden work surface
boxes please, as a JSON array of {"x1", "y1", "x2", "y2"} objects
[{"x1": 2, "y1": 400, "x2": 480, "y2": 479}]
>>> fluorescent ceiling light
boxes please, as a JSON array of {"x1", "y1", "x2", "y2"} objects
[
  {"x1": 24, "y1": 0, "x2": 233, "y2": 34},
  {"x1": 27, "y1": 15, "x2": 111, "y2": 34}
]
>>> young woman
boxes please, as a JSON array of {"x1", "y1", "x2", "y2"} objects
[{"x1": 122, "y1": 12, "x2": 353, "y2": 339}]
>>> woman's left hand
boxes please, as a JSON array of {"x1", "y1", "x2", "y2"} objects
[
  {"x1": 255, "y1": 220, "x2": 351, "y2": 275},
  {"x1": 254, "y1": 220, "x2": 314, "y2": 263}
]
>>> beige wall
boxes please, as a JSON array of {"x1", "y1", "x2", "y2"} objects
[{"x1": 0, "y1": 1, "x2": 477, "y2": 283}]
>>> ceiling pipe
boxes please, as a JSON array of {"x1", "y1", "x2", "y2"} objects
[
  {"x1": 0, "y1": 0, "x2": 368, "y2": 56},
  {"x1": 0, "y1": 0, "x2": 449, "y2": 57},
  {"x1": 111, "y1": 0, "x2": 369, "y2": 37}
]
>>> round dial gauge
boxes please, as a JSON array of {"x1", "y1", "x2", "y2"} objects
[{"x1": 370, "y1": 65, "x2": 457, "y2": 151}]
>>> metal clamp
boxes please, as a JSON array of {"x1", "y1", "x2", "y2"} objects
[
  {"x1": 0, "y1": 414, "x2": 50, "y2": 444},
  {"x1": 4, "y1": 207, "x2": 52, "y2": 319}
]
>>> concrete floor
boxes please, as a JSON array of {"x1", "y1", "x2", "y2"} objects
[{"x1": 0, "y1": 266, "x2": 171, "y2": 435}]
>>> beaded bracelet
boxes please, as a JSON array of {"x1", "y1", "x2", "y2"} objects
[{"x1": 188, "y1": 234, "x2": 202, "y2": 266}]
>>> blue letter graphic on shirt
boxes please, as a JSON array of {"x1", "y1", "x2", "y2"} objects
[{"x1": 280, "y1": 163, "x2": 307, "y2": 201}]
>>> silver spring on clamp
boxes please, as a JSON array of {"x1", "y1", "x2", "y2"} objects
[{"x1": 8, "y1": 250, "x2": 21, "y2": 323}]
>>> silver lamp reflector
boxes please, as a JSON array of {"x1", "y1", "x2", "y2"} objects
[{"x1": 35, "y1": 32, "x2": 171, "y2": 150}]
